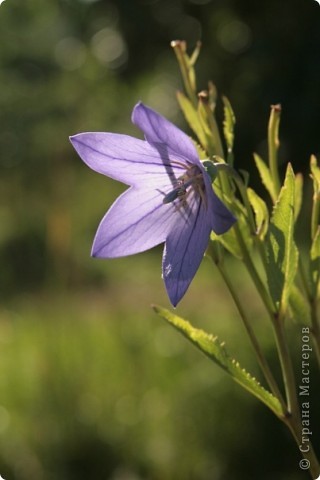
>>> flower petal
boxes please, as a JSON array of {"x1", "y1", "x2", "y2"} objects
[
  {"x1": 162, "y1": 196, "x2": 211, "y2": 306},
  {"x1": 203, "y1": 173, "x2": 236, "y2": 234},
  {"x1": 132, "y1": 102, "x2": 201, "y2": 167},
  {"x1": 92, "y1": 186, "x2": 177, "y2": 258},
  {"x1": 70, "y1": 133, "x2": 185, "y2": 187}
]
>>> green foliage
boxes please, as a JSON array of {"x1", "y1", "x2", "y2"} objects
[
  {"x1": 153, "y1": 305, "x2": 284, "y2": 418},
  {"x1": 171, "y1": 41, "x2": 320, "y2": 477},
  {"x1": 267, "y1": 104, "x2": 282, "y2": 196},
  {"x1": 171, "y1": 41, "x2": 199, "y2": 105},
  {"x1": 293, "y1": 173, "x2": 303, "y2": 222},
  {"x1": 247, "y1": 187, "x2": 269, "y2": 239},
  {"x1": 311, "y1": 154, "x2": 320, "y2": 188},
  {"x1": 265, "y1": 164, "x2": 299, "y2": 316},
  {"x1": 211, "y1": 199, "x2": 252, "y2": 259},
  {"x1": 222, "y1": 95, "x2": 236, "y2": 156},
  {"x1": 176, "y1": 90, "x2": 209, "y2": 151},
  {"x1": 253, "y1": 153, "x2": 277, "y2": 203},
  {"x1": 310, "y1": 155, "x2": 320, "y2": 241},
  {"x1": 310, "y1": 226, "x2": 320, "y2": 298}
]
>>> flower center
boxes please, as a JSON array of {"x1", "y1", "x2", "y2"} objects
[{"x1": 163, "y1": 164, "x2": 206, "y2": 207}]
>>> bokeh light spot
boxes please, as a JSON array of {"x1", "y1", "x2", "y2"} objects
[
  {"x1": 217, "y1": 19, "x2": 252, "y2": 54},
  {"x1": 91, "y1": 27, "x2": 128, "y2": 70},
  {"x1": 54, "y1": 37, "x2": 87, "y2": 70}
]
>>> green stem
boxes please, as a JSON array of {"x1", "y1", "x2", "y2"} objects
[
  {"x1": 171, "y1": 40, "x2": 198, "y2": 106},
  {"x1": 232, "y1": 225, "x2": 297, "y2": 406},
  {"x1": 218, "y1": 171, "x2": 301, "y2": 405},
  {"x1": 297, "y1": 258, "x2": 320, "y2": 369},
  {"x1": 215, "y1": 260, "x2": 286, "y2": 411},
  {"x1": 298, "y1": 257, "x2": 312, "y2": 300},
  {"x1": 215, "y1": 171, "x2": 271, "y2": 314},
  {"x1": 285, "y1": 419, "x2": 320, "y2": 479},
  {"x1": 211, "y1": 238, "x2": 320, "y2": 476},
  {"x1": 234, "y1": 224, "x2": 276, "y2": 317},
  {"x1": 234, "y1": 220, "x2": 320, "y2": 475},
  {"x1": 272, "y1": 316, "x2": 320, "y2": 478},
  {"x1": 272, "y1": 317, "x2": 299, "y2": 415},
  {"x1": 232, "y1": 174, "x2": 257, "y2": 235}
]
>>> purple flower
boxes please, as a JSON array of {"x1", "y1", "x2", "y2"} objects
[{"x1": 70, "y1": 103, "x2": 235, "y2": 306}]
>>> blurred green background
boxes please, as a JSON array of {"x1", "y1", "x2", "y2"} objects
[{"x1": 0, "y1": 0, "x2": 320, "y2": 478}]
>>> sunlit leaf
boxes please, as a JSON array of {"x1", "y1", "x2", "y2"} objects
[
  {"x1": 310, "y1": 155, "x2": 320, "y2": 240},
  {"x1": 253, "y1": 153, "x2": 277, "y2": 203},
  {"x1": 189, "y1": 40, "x2": 201, "y2": 67},
  {"x1": 267, "y1": 104, "x2": 281, "y2": 196},
  {"x1": 197, "y1": 96, "x2": 223, "y2": 157},
  {"x1": 153, "y1": 305, "x2": 284, "y2": 418},
  {"x1": 293, "y1": 173, "x2": 303, "y2": 222},
  {"x1": 222, "y1": 95, "x2": 235, "y2": 154},
  {"x1": 176, "y1": 91, "x2": 208, "y2": 150},
  {"x1": 310, "y1": 226, "x2": 320, "y2": 298},
  {"x1": 265, "y1": 163, "x2": 299, "y2": 316},
  {"x1": 171, "y1": 40, "x2": 197, "y2": 104},
  {"x1": 247, "y1": 187, "x2": 269, "y2": 239},
  {"x1": 310, "y1": 154, "x2": 320, "y2": 189}
]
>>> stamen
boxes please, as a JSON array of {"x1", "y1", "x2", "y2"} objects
[{"x1": 170, "y1": 159, "x2": 193, "y2": 170}]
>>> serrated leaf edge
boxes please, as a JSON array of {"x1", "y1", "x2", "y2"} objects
[{"x1": 152, "y1": 305, "x2": 283, "y2": 418}]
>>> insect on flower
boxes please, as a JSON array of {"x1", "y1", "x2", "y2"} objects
[{"x1": 163, "y1": 178, "x2": 192, "y2": 207}]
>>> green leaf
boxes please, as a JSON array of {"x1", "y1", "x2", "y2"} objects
[
  {"x1": 239, "y1": 169, "x2": 250, "y2": 187},
  {"x1": 197, "y1": 97, "x2": 223, "y2": 157},
  {"x1": 310, "y1": 154, "x2": 320, "y2": 189},
  {"x1": 176, "y1": 91, "x2": 208, "y2": 151},
  {"x1": 189, "y1": 40, "x2": 201, "y2": 67},
  {"x1": 310, "y1": 155, "x2": 320, "y2": 240},
  {"x1": 211, "y1": 228, "x2": 242, "y2": 259},
  {"x1": 267, "y1": 104, "x2": 282, "y2": 196},
  {"x1": 152, "y1": 305, "x2": 284, "y2": 418},
  {"x1": 253, "y1": 153, "x2": 277, "y2": 203},
  {"x1": 247, "y1": 187, "x2": 269, "y2": 239},
  {"x1": 310, "y1": 226, "x2": 320, "y2": 298},
  {"x1": 265, "y1": 164, "x2": 299, "y2": 316},
  {"x1": 294, "y1": 173, "x2": 303, "y2": 222},
  {"x1": 222, "y1": 95, "x2": 236, "y2": 153}
]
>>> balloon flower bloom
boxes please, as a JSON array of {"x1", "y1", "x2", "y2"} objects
[{"x1": 70, "y1": 103, "x2": 236, "y2": 306}]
